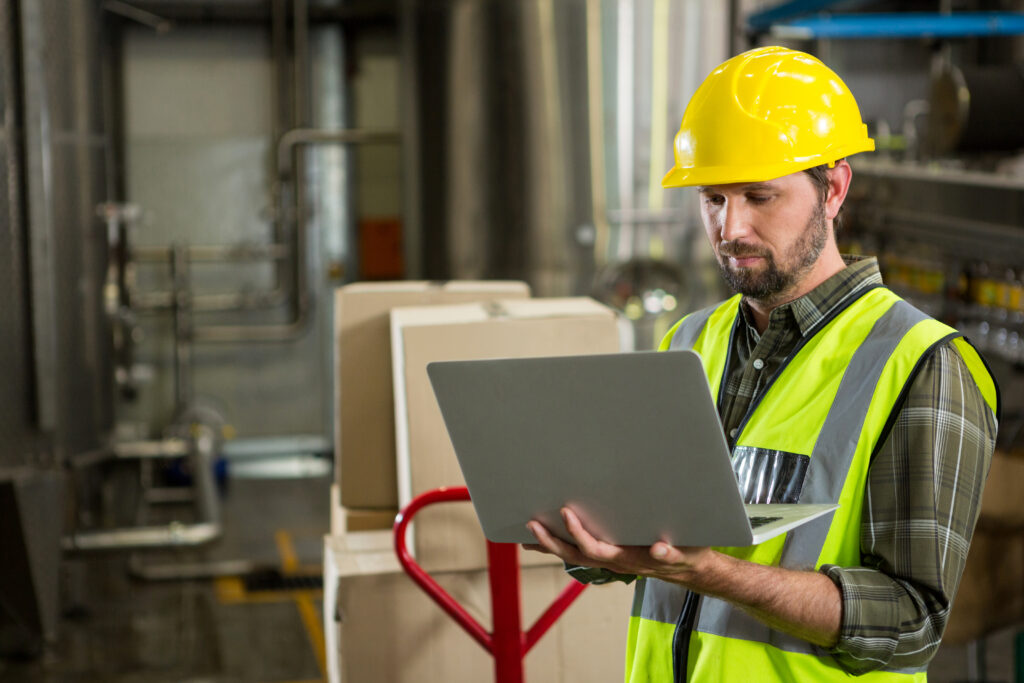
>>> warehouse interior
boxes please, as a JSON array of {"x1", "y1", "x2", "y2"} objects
[{"x1": 2, "y1": 0, "x2": 1024, "y2": 681}]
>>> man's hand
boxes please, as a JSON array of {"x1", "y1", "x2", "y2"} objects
[
  {"x1": 522, "y1": 506, "x2": 842, "y2": 649},
  {"x1": 522, "y1": 507, "x2": 714, "y2": 584}
]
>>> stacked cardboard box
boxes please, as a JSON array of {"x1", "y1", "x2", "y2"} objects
[
  {"x1": 333, "y1": 281, "x2": 531, "y2": 522},
  {"x1": 389, "y1": 297, "x2": 622, "y2": 571},
  {"x1": 328, "y1": 283, "x2": 630, "y2": 682},
  {"x1": 323, "y1": 533, "x2": 633, "y2": 683}
]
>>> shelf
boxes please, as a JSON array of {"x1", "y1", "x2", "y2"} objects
[{"x1": 852, "y1": 159, "x2": 1024, "y2": 191}]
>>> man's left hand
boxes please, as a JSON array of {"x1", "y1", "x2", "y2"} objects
[{"x1": 522, "y1": 507, "x2": 714, "y2": 585}]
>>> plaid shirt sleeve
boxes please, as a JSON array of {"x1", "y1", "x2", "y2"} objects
[{"x1": 821, "y1": 342, "x2": 998, "y2": 675}]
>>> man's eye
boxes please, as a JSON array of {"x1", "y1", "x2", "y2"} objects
[
  {"x1": 704, "y1": 195, "x2": 725, "y2": 206},
  {"x1": 747, "y1": 194, "x2": 770, "y2": 204}
]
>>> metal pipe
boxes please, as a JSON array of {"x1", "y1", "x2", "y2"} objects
[
  {"x1": 191, "y1": 128, "x2": 400, "y2": 343},
  {"x1": 170, "y1": 245, "x2": 193, "y2": 413},
  {"x1": 63, "y1": 522, "x2": 220, "y2": 553},
  {"x1": 585, "y1": 0, "x2": 610, "y2": 267},
  {"x1": 267, "y1": 0, "x2": 291, "y2": 315},
  {"x1": 132, "y1": 289, "x2": 289, "y2": 313},
  {"x1": 113, "y1": 438, "x2": 189, "y2": 459},
  {"x1": 271, "y1": 0, "x2": 287, "y2": 154},
  {"x1": 276, "y1": 128, "x2": 402, "y2": 179},
  {"x1": 102, "y1": 0, "x2": 173, "y2": 33},
  {"x1": 131, "y1": 242, "x2": 293, "y2": 316},
  {"x1": 109, "y1": 0, "x2": 397, "y2": 26},
  {"x1": 132, "y1": 242, "x2": 291, "y2": 263},
  {"x1": 143, "y1": 487, "x2": 194, "y2": 504},
  {"x1": 63, "y1": 428, "x2": 222, "y2": 554},
  {"x1": 294, "y1": 0, "x2": 309, "y2": 133},
  {"x1": 128, "y1": 557, "x2": 257, "y2": 581}
]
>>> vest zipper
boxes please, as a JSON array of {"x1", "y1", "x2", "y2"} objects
[{"x1": 672, "y1": 591, "x2": 700, "y2": 683}]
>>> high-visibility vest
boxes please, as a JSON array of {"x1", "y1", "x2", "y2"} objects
[{"x1": 625, "y1": 286, "x2": 999, "y2": 683}]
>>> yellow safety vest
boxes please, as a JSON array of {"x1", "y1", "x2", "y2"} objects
[{"x1": 625, "y1": 286, "x2": 998, "y2": 683}]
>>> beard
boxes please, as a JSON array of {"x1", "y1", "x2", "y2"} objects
[{"x1": 716, "y1": 200, "x2": 829, "y2": 304}]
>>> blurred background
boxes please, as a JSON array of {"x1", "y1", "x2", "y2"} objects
[{"x1": 1, "y1": 1, "x2": 1024, "y2": 682}]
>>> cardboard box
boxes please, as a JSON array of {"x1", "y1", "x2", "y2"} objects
[
  {"x1": 335, "y1": 281, "x2": 530, "y2": 509},
  {"x1": 323, "y1": 533, "x2": 633, "y2": 683},
  {"x1": 390, "y1": 298, "x2": 622, "y2": 572},
  {"x1": 944, "y1": 449, "x2": 1024, "y2": 644},
  {"x1": 330, "y1": 485, "x2": 397, "y2": 535},
  {"x1": 944, "y1": 523, "x2": 1024, "y2": 645}
]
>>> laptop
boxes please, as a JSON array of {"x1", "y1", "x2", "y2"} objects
[{"x1": 426, "y1": 350, "x2": 837, "y2": 547}]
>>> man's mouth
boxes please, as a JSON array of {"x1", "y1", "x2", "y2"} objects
[{"x1": 727, "y1": 255, "x2": 764, "y2": 268}]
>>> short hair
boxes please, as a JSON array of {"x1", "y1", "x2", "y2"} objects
[{"x1": 802, "y1": 161, "x2": 843, "y2": 231}]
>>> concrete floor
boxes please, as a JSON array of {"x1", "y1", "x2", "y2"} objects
[
  {"x1": 0, "y1": 475, "x2": 331, "y2": 683},
  {"x1": 0, "y1": 468, "x2": 1020, "y2": 682}
]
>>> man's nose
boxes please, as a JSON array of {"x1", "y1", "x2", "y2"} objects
[{"x1": 719, "y1": 201, "x2": 750, "y2": 243}]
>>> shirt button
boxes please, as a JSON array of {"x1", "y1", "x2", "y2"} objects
[
  {"x1": 752, "y1": 358, "x2": 765, "y2": 370},
  {"x1": 729, "y1": 428, "x2": 738, "y2": 439}
]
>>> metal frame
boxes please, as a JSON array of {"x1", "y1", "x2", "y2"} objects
[
  {"x1": 394, "y1": 486, "x2": 587, "y2": 683},
  {"x1": 63, "y1": 434, "x2": 221, "y2": 553}
]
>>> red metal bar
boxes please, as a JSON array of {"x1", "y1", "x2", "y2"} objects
[
  {"x1": 393, "y1": 486, "x2": 590, "y2": 683},
  {"x1": 522, "y1": 579, "x2": 588, "y2": 655},
  {"x1": 487, "y1": 540, "x2": 525, "y2": 683},
  {"x1": 393, "y1": 487, "x2": 491, "y2": 651}
]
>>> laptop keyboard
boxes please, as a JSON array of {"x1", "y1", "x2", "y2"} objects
[{"x1": 748, "y1": 515, "x2": 783, "y2": 529}]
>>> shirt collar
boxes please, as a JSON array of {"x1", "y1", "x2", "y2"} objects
[{"x1": 739, "y1": 256, "x2": 883, "y2": 337}]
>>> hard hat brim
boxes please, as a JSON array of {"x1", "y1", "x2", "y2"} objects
[{"x1": 661, "y1": 140, "x2": 875, "y2": 189}]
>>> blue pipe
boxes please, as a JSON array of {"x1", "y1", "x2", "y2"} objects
[
  {"x1": 747, "y1": 0, "x2": 870, "y2": 32},
  {"x1": 772, "y1": 12, "x2": 1024, "y2": 39}
]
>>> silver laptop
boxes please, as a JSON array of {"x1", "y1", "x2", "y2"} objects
[{"x1": 426, "y1": 350, "x2": 837, "y2": 547}]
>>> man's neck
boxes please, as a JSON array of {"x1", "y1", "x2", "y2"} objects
[{"x1": 743, "y1": 247, "x2": 847, "y2": 334}]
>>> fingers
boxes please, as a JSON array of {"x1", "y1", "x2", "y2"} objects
[
  {"x1": 526, "y1": 520, "x2": 586, "y2": 565},
  {"x1": 650, "y1": 542, "x2": 681, "y2": 562},
  {"x1": 521, "y1": 542, "x2": 552, "y2": 555},
  {"x1": 561, "y1": 508, "x2": 627, "y2": 565}
]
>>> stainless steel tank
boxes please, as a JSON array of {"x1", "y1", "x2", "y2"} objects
[
  {"x1": 400, "y1": 0, "x2": 596, "y2": 296},
  {"x1": 399, "y1": 0, "x2": 725, "y2": 349}
]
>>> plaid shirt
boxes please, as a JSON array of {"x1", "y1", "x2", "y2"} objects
[
  {"x1": 570, "y1": 256, "x2": 998, "y2": 675},
  {"x1": 725, "y1": 256, "x2": 997, "y2": 673}
]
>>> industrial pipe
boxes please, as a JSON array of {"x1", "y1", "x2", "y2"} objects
[
  {"x1": 62, "y1": 430, "x2": 222, "y2": 554},
  {"x1": 191, "y1": 127, "x2": 400, "y2": 343},
  {"x1": 132, "y1": 242, "x2": 291, "y2": 263},
  {"x1": 132, "y1": 289, "x2": 289, "y2": 313},
  {"x1": 62, "y1": 522, "x2": 220, "y2": 553}
]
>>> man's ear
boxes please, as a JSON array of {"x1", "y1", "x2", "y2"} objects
[{"x1": 825, "y1": 160, "x2": 853, "y2": 221}]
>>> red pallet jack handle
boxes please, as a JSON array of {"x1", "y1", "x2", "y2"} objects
[{"x1": 394, "y1": 486, "x2": 587, "y2": 683}]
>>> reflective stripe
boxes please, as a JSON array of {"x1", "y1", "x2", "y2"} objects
[
  {"x1": 696, "y1": 301, "x2": 935, "y2": 661},
  {"x1": 629, "y1": 290, "x2": 989, "y2": 682},
  {"x1": 784, "y1": 300, "x2": 931, "y2": 568},
  {"x1": 731, "y1": 446, "x2": 809, "y2": 504},
  {"x1": 696, "y1": 596, "x2": 826, "y2": 657},
  {"x1": 664, "y1": 305, "x2": 718, "y2": 352},
  {"x1": 639, "y1": 577, "x2": 691, "y2": 624},
  {"x1": 631, "y1": 577, "x2": 645, "y2": 617}
]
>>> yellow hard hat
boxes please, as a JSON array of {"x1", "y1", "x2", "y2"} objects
[{"x1": 662, "y1": 46, "x2": 874, "y2": 188}]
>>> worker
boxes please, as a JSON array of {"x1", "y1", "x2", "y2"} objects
[{"x1": 523, "y1": 46, "x2": 999, "y2": 682}]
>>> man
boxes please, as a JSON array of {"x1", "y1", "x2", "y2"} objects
[{"x1": 523, "y1": 46, "x2": 999, "y2": 682}]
